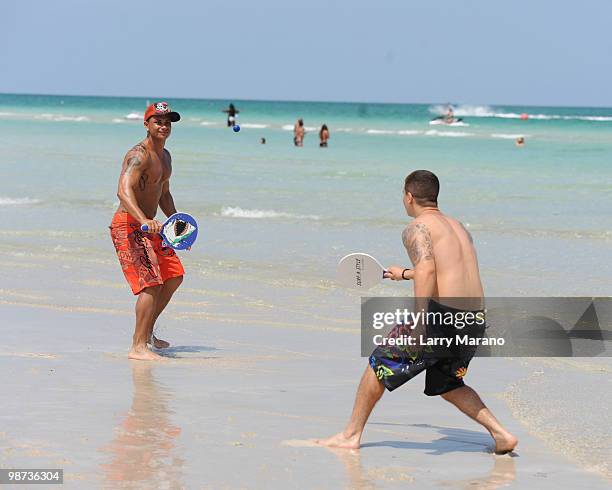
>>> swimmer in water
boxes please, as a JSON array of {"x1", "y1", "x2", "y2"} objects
[
  {"x1": 319, "y1": 124, "x2": 330, "y2": 148},
  {"x1": 294, "y1": 118, "x2": 305, "y2": 147}
]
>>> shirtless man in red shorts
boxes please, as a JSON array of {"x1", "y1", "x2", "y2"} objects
[{"x1": 110, "y1": 102, "x2": 184, "y2": 361}]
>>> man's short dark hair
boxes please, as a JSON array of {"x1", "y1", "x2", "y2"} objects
[{"x1": 404, "y1": 170, "x2": 439, "y2": 206}]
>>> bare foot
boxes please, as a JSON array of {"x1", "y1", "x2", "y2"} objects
[
  {"x1": 151, "y1": 335, "x2": 170, "y2": 349},
  {"x1": 314, "y1": 432, "x2": 360, "y2": 450},
  {"x1": 128, "y1": 345, "x2": 166, "y2": 361},
  {"x1": 493, "y1": 431, "x2": 518, "y2": 455}
]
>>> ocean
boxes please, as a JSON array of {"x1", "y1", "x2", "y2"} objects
[{"x1": 1, "y1": 93, "x2": 611, "y2": 320}]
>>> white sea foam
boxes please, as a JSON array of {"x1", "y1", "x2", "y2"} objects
[
  {"x1": 124, "y1": 112, "x2": 143, "y2": 120},
  {"x1": 239, "y1": 123, "x2": 269, "y2": 129},
  {"x1": 55, "y1": 116, "x2": 89, "y2": 122},
  {"x1": 428, "y1": 119, "x2": 470, "y2": 127},
  {"x1": 429, "y1": 104, "x2": 612, "y2": 122},
  {"x1": 491, "y1": 133, "x2": 528, "y2": 139},
  {"x1": 221, "y1": 206, "x2": 320, "y2": 220},
  {"x1": 571, "y1": 116, "x2": 612, "y2": 122},
  {"x1": 366, "y1": 129, "x2": 396, "y2": 135},
  {"x1": 111, "y1": 118, "x2": 124, "y2": 123},
  {"x1": 429, "y1": 104, "x2": 494, "y2": 117},
  {"x1": 0, "y1": 197, "x2": 42, "y2": 206},
  {"x1": 365, "y1": 129, "x2": 422, "y2": 136},
  {"x1": 34, "y1": 113, "x2": 89, "y2": 122},
  {"x1": 200, "y1": 121, "x2": 216, "y2": 126},
  {"x1": 280, "y1": 124, "x2": 318, "y2": 132},
  {"x1": 425, "y1": 130, "x2": 472, "y2": 137}
]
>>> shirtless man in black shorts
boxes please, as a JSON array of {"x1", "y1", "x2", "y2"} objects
[{"x1": 316, "y1": 170, "x2": 518, "y2": 454}]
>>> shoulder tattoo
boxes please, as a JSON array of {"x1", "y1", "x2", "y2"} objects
[
  {"x1": 122, "y1": 146, "x2": 147, "y2": 176},
  {"x1": 402, "y1": 222, "x2": 434, "y2": 266}
]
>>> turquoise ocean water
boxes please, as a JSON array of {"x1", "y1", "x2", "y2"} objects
[{"x1": 1, "y1": 93, "x2": 611, "y2": 319}]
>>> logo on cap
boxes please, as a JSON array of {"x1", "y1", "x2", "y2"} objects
[{"x1": 155, "y1": 102, "x2": 170, "y2": 114}]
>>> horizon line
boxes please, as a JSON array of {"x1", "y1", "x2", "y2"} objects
[{"x1": 1, "y1": 91, "x2": 611, "y2": 111}]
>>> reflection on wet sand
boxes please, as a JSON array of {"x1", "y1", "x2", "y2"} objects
[
  {"x1": 439, "y1": 455, "x2": 516, "y2": 489},
  {"x1": 99, "y1": 362, "x2": 184, "y2": 488},
  {"x1": 326, "y1": 444, "x2": 515, "y2": 489},
  {"x1": 325, "y1": 448, "x2": 377, "y2": 489}
]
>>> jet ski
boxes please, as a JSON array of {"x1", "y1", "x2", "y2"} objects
[{"x1": 429, "y1": 116, "x2": 468, "y2": 126}]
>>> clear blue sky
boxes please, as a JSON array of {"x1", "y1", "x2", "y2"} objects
[{"x1": 2, "y1": 0, "x2": 611, "y2": 106}]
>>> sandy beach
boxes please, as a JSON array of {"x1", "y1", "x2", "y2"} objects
[{"x1": 1, "y1": 297, "x2": 610, "y2": 488}]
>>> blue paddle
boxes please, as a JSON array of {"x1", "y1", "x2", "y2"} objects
[{"x1": 141, "y1": 212, "x2": 198, "y2": 250}]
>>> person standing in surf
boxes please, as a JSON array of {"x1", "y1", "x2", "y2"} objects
[
  {"x1": 316, "y1": 170, "x2": 518, "y2": 454},
  {"x1": 109, "y1": 102, "x2": 185, "y2": 361},
  {"x1": 319, "y1": 124, "x2": 330, "y2": 147},
  {"x1": 223, "y1": 103, "x2": 239, "y2": 127},
  {"x1": 294, "y1": 118, "x2": 305, "y2": 147}
]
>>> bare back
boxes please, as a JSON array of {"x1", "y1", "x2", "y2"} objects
[{"x1": 404, "y1": 212, "x2": 483, "y2": 299}]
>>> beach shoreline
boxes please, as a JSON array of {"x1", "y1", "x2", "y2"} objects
[{"x1": 1, "y1": 301, "x2": 610, "y2": 488}]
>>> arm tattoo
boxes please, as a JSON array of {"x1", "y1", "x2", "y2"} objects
[
  {"x1": 123, "y1": 155, "x2": 142, "y2": 175},
  {"x1": 402, "y1": 223, "x2": 434, "y2": 266},
  {"x1": 122, "y1": 146, "x2": 147, "y2": 176}
]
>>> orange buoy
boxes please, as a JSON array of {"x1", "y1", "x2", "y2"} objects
[{"x1": 520, "y1": 113, "x2": 529, "y2": 120}]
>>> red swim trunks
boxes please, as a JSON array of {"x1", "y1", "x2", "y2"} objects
[{"x1": 109, "y1": 212, "x2": 185, "y2": 295}]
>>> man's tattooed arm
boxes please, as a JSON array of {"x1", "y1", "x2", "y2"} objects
[
  {"x1": 402, "y1": 222, "x2": 434, "y2": 266},
  {"x1": 121, "y1": 145, "x2": 147, "y2": 176},
  {"x1": 402, "y1": 222, "x2": 436, "y2": 335},
  {"x1": 117, "y1": 145, "x2": 149, "y2": 223}
]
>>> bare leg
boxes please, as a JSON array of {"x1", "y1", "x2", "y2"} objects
[
  {"x1": 128, "y1": 285, "x2": 165, "y2": 361},
  {"x1": 441, "y1": 385, "x2": 518, "y2": 454},
  {"x1": 315, "y1": 366, "x2": 385, "y2": 449},
  {"x1": 147, "y1": 276, "x2": 183, "y2": 349}
]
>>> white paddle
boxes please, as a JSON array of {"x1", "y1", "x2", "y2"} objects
[{"x1": 337, "y1": 253, "x2": 387, "y2": 290}]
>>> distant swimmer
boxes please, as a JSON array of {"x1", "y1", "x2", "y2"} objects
[
  {"x1": 294, "y1": 118, "x2": 305, "y2": 147},
  {"x1": 223, "y1": 103, "x2": 239, "y2": 127},
  {"x1": 260, "y1": 137, "x2": 266, "y2": 144},
  {"x1": 319, "y1": 124, "x2": 330, "y2": 148},
  {"x1": 315, "y1": 170, "x2": 518, "y2": 455},
  {"x1": 110, "y1": 102, "x2": 185, "y2": 361},
  {"x1": 516, "y1": 137, "x2": 525, "y2": 147}
]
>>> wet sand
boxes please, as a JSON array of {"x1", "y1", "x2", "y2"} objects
[{"x1": 1, "y1": 303, "x2": 610, "y2": 489}]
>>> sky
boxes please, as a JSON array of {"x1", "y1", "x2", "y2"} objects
[{"x1": 2, "y1": 0, "x2": 611, "y2": 106}]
